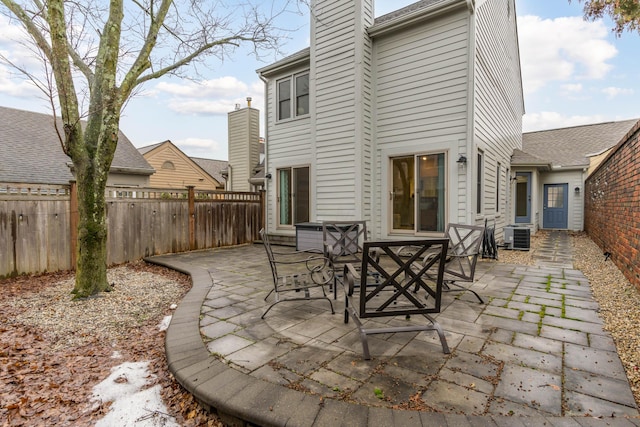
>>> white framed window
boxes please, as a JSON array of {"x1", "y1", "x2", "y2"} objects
[
  {"x1": 277, "y1": 72, "x2": 309, "y2": 121},
  {"x1": 390, "y1": 153, "x2": 446, "y2": 233},
  {"x1": 277, "y1": 166, "x2": 310, "y2": 226}
]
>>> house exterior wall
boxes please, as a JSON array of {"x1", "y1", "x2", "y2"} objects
[
  {"x1": 313, "y1": 0, "x2": 373, "y2": 222},
  {"x1": 585, "y1": 123, "x2": 640, "y2": 290},
  {"x1": 538, "y1": 169, "x2": 585, "y2": 231},
  {"x1": 260, "y1": 0, "x2": 523, "y2": 240},
  {"x1": 473, "y1": 0, "x2": 524, "y2": 237},
  {"x1": 262, "y1": 63, "x2": 313, "y2": 233},
  {"x1": 373, "y1": 6, "x2": 471, "y2": 238},
  {"x1": 106, "y1": 173, "x2": 150, "y2": 187},
  {"x1": 143, "y1": 143, "x2": 221, "y2": 190},
  {"x1": 228, "y1": 106, "x2": 260, "y2": 192}
]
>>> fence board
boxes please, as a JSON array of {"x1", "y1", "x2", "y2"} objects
[{"x1": 0, "y1": 184, "x2": 263, "y2": 278}]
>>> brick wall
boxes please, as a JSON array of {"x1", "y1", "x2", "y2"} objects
[{"x1": 585, "y1": 122, "x2": 640, "y2": 290}]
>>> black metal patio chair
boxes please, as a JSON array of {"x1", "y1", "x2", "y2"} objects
[
  {"x1": 343, "y1": 239, "x2": 450, "y2": 360},
  {"x1": 260, "y1": 229, "x2": 335, "y2": 319},
  {"x1": 402, "y1": 223, "x2": 486, "y2": 303},
  {"x1": 322, "y1": 220, "x2": 368, "y2": 299}
]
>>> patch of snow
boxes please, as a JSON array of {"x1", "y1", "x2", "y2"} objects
[
  {"x1": 169, "y1": 303, "x2": 178, "y2": 310},
  {"x1": 158, "y1": 315, "x2": 172, "y2": 331},
  {"x1": 111, "y1": 350, "x2": 123, "y2": 359},
  {"x1": 92, "y1": 361, "x2": 179, "y2": 427}
]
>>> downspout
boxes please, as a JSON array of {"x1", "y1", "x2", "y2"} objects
[{"x1": 259, "y1": 73, "x2": 270, "y2": 233}]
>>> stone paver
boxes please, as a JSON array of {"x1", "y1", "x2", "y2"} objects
[{"x1": 147, "y1": 231, "x2": 640, "y2": 426}]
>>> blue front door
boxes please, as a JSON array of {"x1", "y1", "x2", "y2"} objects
[
  {"x1": 543, "y1": 183, "x2": 568, "y2": 229},
  {"x1": 515, "y1": 172, "x2": 531, "y2": 223}
]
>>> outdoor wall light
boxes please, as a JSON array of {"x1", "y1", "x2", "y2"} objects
[
  {"x1": 456, "y1": 155, "x2": 467, "y2": 164},
  {"x1": 265, "y1": 173, "x2": 272, "y2": 179},
  {"x1": 575, "y1": 186, "x2": 581, "y2": 193}
]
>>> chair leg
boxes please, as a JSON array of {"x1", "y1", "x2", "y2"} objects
[
  {"x1": 262, "y1": 294, "x2": 334, "y2": 319},
  {"x1": 443, "y1": 281, "x2": 484, "y2": 304},
  {"x1": 423, "y1": 314, "x2": 451, "y2": 354}
]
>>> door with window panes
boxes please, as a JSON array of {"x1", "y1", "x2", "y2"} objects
[
  {"x1": 278, "y1": 166, "x2": 310, "y2": 226},
  {"x1": 391, "y1": 154, "x2": 445, "y2": 233}
]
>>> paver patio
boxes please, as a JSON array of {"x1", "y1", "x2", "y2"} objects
[{"x1": 148, "y1": 231, "x2": 640, "y2": 426}]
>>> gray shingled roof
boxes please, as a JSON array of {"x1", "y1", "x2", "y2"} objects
[
  {"x1": 137, "y1": 142, "x2": 163, "y2": 155},
  {"x1": 0, "y1": 106, "x2": 154, "y2": 185},
  {"x1": 519, "y1": 119, "x2": 639, "y2": 168},
  {"x1": 511, "y1": 149, "x2": 551, "y2": 168},
  {"x1": 191, "y1": 157, "x2": 229, "y2": 184}
]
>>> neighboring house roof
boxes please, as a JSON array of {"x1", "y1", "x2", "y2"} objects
[
  {"x1": 191, "y1": 157, "x2": 228, "y2": 184},
  {"x1": 137, "y1": 142, "x2": 163, "y2": 155},
  {"x1": 0, "y1": 106, "x2": 154, "y2": 185},
  {"x1": 138, "y1": 140, "x2": 228, "y2": 189},
  {"x1": 518, "y1": 119, "x2": 640, "y2": 169}
]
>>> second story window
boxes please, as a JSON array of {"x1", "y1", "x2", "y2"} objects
[{"x1": 277, "y1": 72, "x2": 309, "y2": 121}]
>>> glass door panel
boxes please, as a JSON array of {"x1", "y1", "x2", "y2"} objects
[
  {"x1": 391, "y1": 157, "x2": 415, "y2": 230},
  {"x1": 278, "y1": 169, "x2": 292, "y2": 225},
  {"x1": 293, "y1": 167, "x2": 309, "y2": 223},
  {"x1": 417, "y1": 153, "x2": 445, "y2": 232}
]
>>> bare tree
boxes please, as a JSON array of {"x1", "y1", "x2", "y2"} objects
[
  {"x1": 571, "y1": 0, "x2": 640, "y2": 35},
  {"x1": 0, "y1": 0, "x2": 283, "y2": 298}
]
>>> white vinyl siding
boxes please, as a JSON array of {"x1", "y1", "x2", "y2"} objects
[
  {"x1": 374, "y1": 9, "x2": 470, "y2": 233},
  {"x1": 313, "y1": 0, "x2": 373, "y2": 221},
  {"x1": 474, "y1": 0, "x2": 524, "y2": 231}
]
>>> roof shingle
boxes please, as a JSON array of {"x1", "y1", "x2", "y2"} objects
[
  {"x1": 519, "y1": 119, "x2": 639, "y2": 168},
  {"x1": 0, "y1": 106, "x2": 154, "y2": 185}
]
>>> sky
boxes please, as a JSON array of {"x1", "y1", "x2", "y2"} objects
[{"x1": 0, "y1": 0, "x2": 639, "y2": 161}]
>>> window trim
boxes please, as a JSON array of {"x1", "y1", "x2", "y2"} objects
[
  {"x1": 389, "y1": 151, "x2": 448, "y2": 236},
  {"x1": 276, "y1": 165, "x2": 310, "y2": 228},
  {"x1": 496, "y1": 162, "x2": 501, "y2": 214},
  {"x1": 476, "y1": 150, "x2": 484, "y2": 215},
  {"x1": 276, "y1": 71, "x2": 310, "y2": 122}
]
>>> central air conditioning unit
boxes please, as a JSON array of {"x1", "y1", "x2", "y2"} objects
[{"x1": 504, "y1": 225, "x2": 530, "y2": 250}]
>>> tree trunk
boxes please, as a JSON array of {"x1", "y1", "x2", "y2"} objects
[
  {"x1": 72, "y1": 173, "x2": 110, "y2": 298},
  {"x1": 71, "y1": 115, "x2": 119, "y2": 299}
]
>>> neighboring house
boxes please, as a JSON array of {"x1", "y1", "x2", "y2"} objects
[
  {"x1": 513, "y1": 118, "x2": 639, "y2": 231},
  {"x1": 257, "y1": 0, "x2": 523, "y2": 241},
  {"x1": 0, "y1": 106, "x2": 154, "y2": 187},
  {"x1": 224, "y1": 99, "x2": 265, "y2": 192},
  {"x1": 191, "y1": 157, "x2": 228, "y2": 188},
  {"x1": 138, "y1": 140, "x2": 226, "y2": 190}
]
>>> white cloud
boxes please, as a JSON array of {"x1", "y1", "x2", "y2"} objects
[
  {"x1": 523, "y1": 111, "x2": 608, "y2": 132},
  {"x1": 561, "y1": 83, "x2": 583, "y2": 93},
  {"x1": 518, "y1": 15, "x2": 617, "y2": 95},
  {"x1": 155, "y1": 76, "x2": 249, "y2": 98},
  {"x1": 602, "y1": 86, "x2": 634, "y2": 99},
  {"x1": 154, "y1": 77, "x2": 265, "y2": 117},
  {"x1": 0, "y1": 17, "x2": 47, "y2": 98},
  {"x1": 174, "y1": 137, "x2": 227, "y2": 160}
]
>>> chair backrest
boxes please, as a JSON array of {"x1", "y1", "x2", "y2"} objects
[
  {"x1": 356, "y1": 239, "x2": 449, "y2": 317},
  {"x1": 259, "y1": 228, "x2": 278, "y2": 285},
  {"x1": 443, "y1": 223, "x2": 485, "y2": 282},
  {"x1": 322, "y1": 221, "x2": 367, "y2": 265}
]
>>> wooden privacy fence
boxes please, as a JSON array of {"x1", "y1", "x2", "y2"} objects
[{"x1": 0, "y1": 182, "x2": 264, "y2": 279}]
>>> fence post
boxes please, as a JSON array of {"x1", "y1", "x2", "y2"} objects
[
  {"x1": 188, "y1": 185, "x2": 195, "y2": 250},
  {"x1": 69, "y1": 180, "x2": 78, "y2": 269}
]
